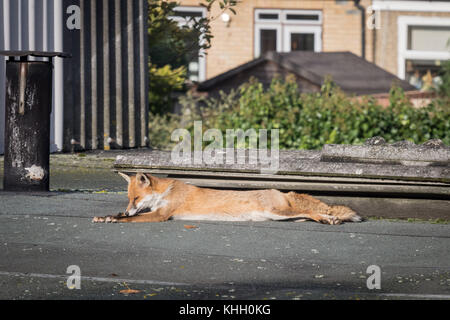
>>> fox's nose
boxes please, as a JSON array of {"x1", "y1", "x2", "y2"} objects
[{"x1": 125, "y1": 207, "x2": 138, "y2": 217}]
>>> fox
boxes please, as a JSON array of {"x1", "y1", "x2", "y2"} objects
[{"x1": 92, "y1": 172, "x2": 362, "y2": 225}]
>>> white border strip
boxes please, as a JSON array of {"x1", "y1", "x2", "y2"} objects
[{"x1": 373, "y1": 0, "x2": 450, "y2": 12}]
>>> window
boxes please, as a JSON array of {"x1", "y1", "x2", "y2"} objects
[
  {"x1": 254, "y1": 9, "x2": 322, "y2": 58},
  {"x1": 169, "y1": 7, "x2": 207, "y2": 82},
  {"x1": 171, "y1": 10, "x2": 203, "y2": 18},
  {"x1": 258, "y1": 13, "x2": 279, "y2": 21},
  {"x1": 286, "y1": 14, "x2": 320, "y2": 21},
  {"x1": 282, "y1": 10, "x2": 322, "y2": 24},
  {"x1": 398, "y1": 16, "x2": 450, "y2": 90},
  {"x1": 255, "y1": 9, "x2": 281, "y2": 23},
  {"x1": 255, "y1": 24, "x2": 282, "y2": 57},
  {"x1": 405, "y1": 59, "x2": 444, "y2": 91},
  {"x1": 291, "y1": 33, "x2": 315, "y2": 51},
  {"x1": 407, "y1": 26, "x2": 450, "y2": 52},
  {"x1": 260, "y1": 29, "x2": 278, "y2": 55},
  {"x1": 283, "y1": 25, "x2": 322, "y2": 53}
]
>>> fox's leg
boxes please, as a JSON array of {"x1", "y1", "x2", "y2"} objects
[
  {"x1": 271, "y1": 208, "x2": 342, "y2": 225},
  {"x1": 299, "y1": 212, "x2": 342, "y2": 225},
  {"x1": 269, "y1": 192, "x2": 338, "y2": 224},
  {"x1": 92, "y1": 209, "x2": 170, "y2": 223},
  {"x1": 280, "y1": 192, "x2": 361, "y2": 224},
  {"x1": 92, "y1": 212, "x2": 124, "y2": 223}
]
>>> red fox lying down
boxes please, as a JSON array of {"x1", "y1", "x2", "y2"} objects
[{"x1": 92, "y1": 172, "x2": 362, "y2": 225}]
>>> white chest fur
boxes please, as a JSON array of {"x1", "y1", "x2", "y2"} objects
[{"x1": 128, "y1": 187, "x2": 172, "y2": 216}]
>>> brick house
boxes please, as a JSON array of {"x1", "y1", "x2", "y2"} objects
[{"x1": 173, "y1": 0, "x2": 450, "y2": 91}]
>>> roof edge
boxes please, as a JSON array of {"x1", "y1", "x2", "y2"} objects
[{"x1": 197, "y1": 57, "x2": 267, "y2": 91}]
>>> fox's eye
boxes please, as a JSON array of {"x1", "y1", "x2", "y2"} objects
[{"x1": 133, "y1": 196, "x2": 139, "y2": 202}]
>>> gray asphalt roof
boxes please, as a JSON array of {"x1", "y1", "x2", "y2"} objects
[{"x1": 198, "y1": 51, "x2": 416, "y2": 95}]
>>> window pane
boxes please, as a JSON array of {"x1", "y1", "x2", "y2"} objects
[
  {"x1": 286, "y1": 14, "x2": 319, "y2": 21},
  {"x1": 260, "y1": 29, "x2": 277, "y2": 55},
  {"x1": 291, "y1": 33, "x2": 314, "y2": 51},
  {"x1": 171, "y1": 10, "x2": 203, "y2": 18},
  {"x1": 188, "y1": 61, "x2": 199, "y2": 82},
  {"x1": 408, "y1": 26, "x2": 450, "y2": 52},
  {"x1": 405, "y1": 59, "x2": 444, "y2": 91},
  {"x1": 259, "y1": 13, "x2": 279, "y2": 20}
]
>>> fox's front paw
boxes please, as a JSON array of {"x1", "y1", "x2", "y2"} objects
[
  {"x1": 319, "y1": 214, "x2": 342, "y2": 225},
  {"x1": 92, "y1": 215, "x2": 118, "y2": 223}
]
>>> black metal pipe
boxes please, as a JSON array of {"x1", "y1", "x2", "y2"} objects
[
  {"x1": 3, "y1": 59, "x2": 52, "y2": 191},
  {"x1": 354, "y1": 0, "x2": 366, "y2": 60}
]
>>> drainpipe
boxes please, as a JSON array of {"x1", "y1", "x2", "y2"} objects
[
  {"x1": 54, "y1": 0, "x2": 64, "y2": 151},
  {"x1": 114, "y1": 0, "x2": 123, "y2": 148},
  {"x1": 91, "y1": 0, "x2": 98, "y2": 150},
  {"x1": 103, "y1": 0, "x2": 111, "y2": 150},
  {"x1": 353, "y1": 0, "x2": 366, "y2": 60},
  {"x1": 127, "y1": 0, "x2": 136, "y2": 148},
  {"x1": 80, "y1": 0, "x2": 86, "y2": 149}
]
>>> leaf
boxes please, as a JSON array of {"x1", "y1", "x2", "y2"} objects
[
  {"x1": 184, "y1": 225, "x2": 198, "y2": 229},
  {"x1": 119, "y1": 289, "x2": 141, "y2": 294}
]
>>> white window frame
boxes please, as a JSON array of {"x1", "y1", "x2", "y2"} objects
[
  {"x1": 254, "y1": 9, "x2": 323, "y2": 58},
  {"x1": 373, "y1": 1, "x2": 450, "y2": 13},
  {"x1": 282, "y1": 10, "x2": 322, "y2": 25},
  {"x1": 171, "y1": 6, "x2": 207, "y2": 23},
  {"x1": 170, "y1": 6, "x2": 207, "y2": 81},
  {"x1": 397, "y1": 16, "x2": 450, "y2": 79},
  {"x1": 254, "y1": 24, "x2": 282, "y2": 58},
  {"x1": 255, "y1": 9, "x2": 282, "y2": 23},
  {"x1": 283, "y1": 25, "x2": 322, "y2": 52}
]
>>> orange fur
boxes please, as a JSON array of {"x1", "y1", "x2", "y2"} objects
[{"x1": 92, "y1": 173, "x2": 362, "y2": 225}]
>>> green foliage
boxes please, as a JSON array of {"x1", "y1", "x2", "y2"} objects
[
  {"x1": 149, "y1": 64, "x2": 186, "y2": 114},
  {"x1": 148, "y1": 1, "x2": 186, "y2": 68},
  {"x1": 437, "y1": 60, "x2": 450, "y2": 98},
  {"x1": 147, "y1": 0, "x2": 238, "y2": 115},
  {"x1": 149, "y1": 76, "x2": 450, "y2": 150},
  {"x1": 148, "y1": 112, "x2": 183, "y2": 150}
]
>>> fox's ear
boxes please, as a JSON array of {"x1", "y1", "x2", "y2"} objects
[
  {"x1": 136, "y1": 173, "x2": 151, "y2": 187},
  {"x1": 118, "y1": 172, "x2": 131, "y2": 184}
]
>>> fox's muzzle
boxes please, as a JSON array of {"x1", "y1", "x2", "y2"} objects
[{"x1": 125, "y1": 207, "x2": 138, "y2": 217}]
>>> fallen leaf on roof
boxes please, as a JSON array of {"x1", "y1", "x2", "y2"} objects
[
  {"x1": 184, "y1": 225, "x2": 198, "y2": 229},
  {"x1": 119, "y1": 289, "x2": 141, "y2": 294},
  {"x1": 144, "y1": 293, "x2": 157, "y2": 298}
]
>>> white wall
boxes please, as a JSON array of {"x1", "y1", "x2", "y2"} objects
[{"x1": 0, "y1": 0, "x2": 64, "y2": 154}]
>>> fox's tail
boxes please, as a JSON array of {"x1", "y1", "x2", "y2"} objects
[{"x1": 286, "y1": 192, "x2": 362, "y2": 223}]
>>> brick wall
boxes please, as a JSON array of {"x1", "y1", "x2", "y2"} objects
[
  {"x1": 178, "y1": 0, "x2": 373, "y2": 79},
  {"x1": 177, "y1": 1, "x2": 450, "y2": 81}
]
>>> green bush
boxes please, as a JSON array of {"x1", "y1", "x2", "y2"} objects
[
  {"x1": 148, "y1": 76, "x2": 450, "y2": 150},
  {"x1": 437, "y1": 60, "x2": 450, "y2": 98},
  {"x1": 148, "y1": 64, "x2": 186, "y2": 114},
  {"x1": 147, "y1": 0, "x2": 238, "y2": 115}
]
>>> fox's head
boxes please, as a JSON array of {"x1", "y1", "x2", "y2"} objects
[{"x1": 118, "y1": 172, "x2": 168, "y2": 216}]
